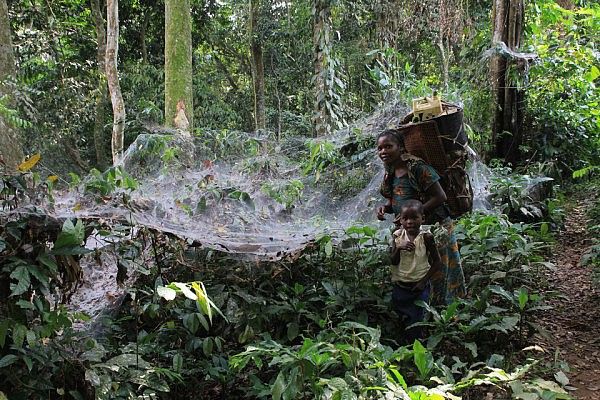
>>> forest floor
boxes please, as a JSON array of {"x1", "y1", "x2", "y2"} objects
[{"x1": 537, "y1": 191, "x2": 600, "y2": 400}]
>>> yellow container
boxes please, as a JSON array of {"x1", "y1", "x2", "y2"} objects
[{"x1": 412, "y1": 95, "x2": 442, "y2": 122}]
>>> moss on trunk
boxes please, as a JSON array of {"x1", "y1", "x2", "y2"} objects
[{"x1": 165, "y1": 0, "x2": 193, "y2": 131}]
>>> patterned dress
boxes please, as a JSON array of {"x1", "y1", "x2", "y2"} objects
[{"x1": 381, "y1": 161, "x2": 466, "y2": 305}]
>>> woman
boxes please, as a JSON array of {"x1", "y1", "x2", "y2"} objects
[{"x1": 376, "y1": 129, "x2": 465, "y2": 305}]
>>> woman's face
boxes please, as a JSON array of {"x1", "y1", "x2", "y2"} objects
[{"x1": 377, "y1": 134, "x2": 404, "y2": 165}]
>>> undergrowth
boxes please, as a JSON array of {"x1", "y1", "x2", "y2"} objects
[{"x1": 0, "y1": 165, "x2": 574, "y2": 399}]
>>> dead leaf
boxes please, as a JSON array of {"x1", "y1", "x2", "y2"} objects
[{"x1": 17, "y1": 153, "x2": 41, "y2": 172}]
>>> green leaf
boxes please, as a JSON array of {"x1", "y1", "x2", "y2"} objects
[
  {"x1": 192, "y1": 281, "x2": 213, "y2": 323},
  {"x1": 23, "y1": 356, "x2": 33, "y2": 372},
  {"x1": 388, "y1": 367, "x2": 408, "y2": 389},
  {"x1": 157, "y1": 286, "x2": 177, "y2": 301},
  {"x1": 12, "y1": 324, "x2": 26, "y2": 348},
  {"x1": 85, "y1": 369, "x2": 101, "y2": 386},
  {"x1": 413, "y1": 340, "x2": 433, "y2": 378},
  {"x1": 26, "y1": 330, "x2": 36, "y2": 347},
  {"x1": 183, "y1": 313, "x2": 199, "y2": 334},
  {"x1": 54, "y1": 219, "x2": 85, "y2": 250},
  {"x1": 172, "y1": 353, "x2": 183, "y2": 372},
  {"x1": 27, "y1": 265, "x2": 49, "y2": 287},
  {"x1": 584, "y1": 65, "x2": 600, "y2": 83},
  {"x1": 9, "y1": 265, "x2": 30, "y2": 296},
  {"x1": 324, "y1": 241, "x2": 333, "y2": 257},
  {"x1": 173, "y1": 282, "x2": 197, "y2": 300},
  {"x1": 0, "y1": 355, "x2": 18, "y2": 368},
  {"x1": 287, "y1": 322, "x2": 299, "y2": 341},
  {"x1": 518, "y1": 289, "x2": 529, "y2": 310},
  {"x1": 37, "y1": 254, "x2": 58, "y2": 275},
  {"x1": 69, "y1": 390, "x2": 85, "y2": 400},
  {"x1": 271, "y1": 370, "x2": 287, "y2": 400},
  {"x1": 463, "y1": 342, "x2": 478, "y2": 357},
  {"x1": 203, "y1": 337, "x2": 214, "y2": 356},
  {"x1": 197, "y1": 313, "x2": 210, "y2": 332},
  {"x1": 238, "y1": 325, "x2": 254, "y2": 344},
  {"x1": 554, "y1": 371, "x2": 569, "y2": 386},
  {"x1": 0, "y1": 320, "x2": 9, "y2": 348}
]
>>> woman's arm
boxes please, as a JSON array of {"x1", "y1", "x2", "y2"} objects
[{"x1": 422, "y1": 181, "x2": 447, "y2": 216}]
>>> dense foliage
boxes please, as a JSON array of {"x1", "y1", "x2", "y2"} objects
[
  {"x1": 0, "y1": 150, "x2": 578, "y2": 400},
  {"x1": 1, "y1": 0, "x2": 599, "y2": 398},
  {"x1": 3, "y1": 0, "x2": 596, "y2": 173}
]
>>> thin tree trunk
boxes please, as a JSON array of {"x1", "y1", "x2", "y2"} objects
[
  {"x1": 213, "y1": 52, "x2": 239, "y2": 92},
  {"x1": 91, "y1": 0, "x2": 109, "y2": 169},
  {"x1": 106, "y1": 0, "x2": 125, "y2": 165},
  {"x1": 249, "y1": 0, "x2": 266, "y2": 130},
  {"x1": 0, "y1": 0, "x2": 24, "y2": 171},
  {"x1": 491, "y1": 0, "x2": 507, "y2": 161},
  {"x1": 312, "y1": 0, "x2": 331, "y2": 136},
  {"x1": 165, "y1": 0, "x2": 193, "y2": 131},
  {"x1": 491, "y1": 0, "x2": 525, "y2": 165},
  {"x1": 437, "y1": 34, "x2": 449, "y2": 93},
  {"x1": 140, "y1": 7, "x2": 150, "y2": 64},
  {"x1": 504, "y1": 0, "x2": 524, "y2": 166}
]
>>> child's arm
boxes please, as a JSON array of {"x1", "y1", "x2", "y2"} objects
[
  {"x1": 390, "y1": 230, "x2": 415, "y2": 265},
  {"x1": 390, "y1": 232, "x2": 401, "y2": 265},
  {"x1": 414, "y1": 232, "x2": 442, "y2": 291},
  {"x1": 390, "y1": 237, "x2": 400, "y2": 265}
]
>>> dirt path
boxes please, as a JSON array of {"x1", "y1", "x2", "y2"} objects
[{"x1": 538, "y1": 196, "x2": 600, "y2": 399}]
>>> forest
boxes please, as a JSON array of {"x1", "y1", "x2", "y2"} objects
[{"x1": 0, "y1": 0, "x2": 599, "y2": 399}]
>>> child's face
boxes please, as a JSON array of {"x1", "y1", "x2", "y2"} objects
[{"x1": 397, "y1": 207, "x2": 424, "y2": 234}]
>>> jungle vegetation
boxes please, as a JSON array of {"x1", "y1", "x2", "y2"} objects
[{"x1": 0, "y1": 0, "x2": 599, "y2": 399}]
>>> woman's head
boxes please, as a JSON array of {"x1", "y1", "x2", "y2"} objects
[{"x1": 376, "y1": 130, "x2": 406, "y2": 166}]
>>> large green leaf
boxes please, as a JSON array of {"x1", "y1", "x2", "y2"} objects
[
  {"x1": 12, "y1": 324, "x2": 27, "y2": 348},
  {"x1": 54, "y1": 219, "x2": 85, "y2": 250},
  {"x1": 271, "y1": 370, "x2": 287, "y2": 400},
  {"x1": 413, "y1": 340, "x2": 433, "y2": 379},
  {"x1": 9, "y1": 265, "x2": 30, "y2": 296},
  {"x1": 183, "y1": 313, "x2": 199, "y2": 334},
  {"x1": 0, "y1": 355, "x2": 18, "y2": 368},
  {"x1": 157, "y1": 286, "x2": 176, "y2": 301}
]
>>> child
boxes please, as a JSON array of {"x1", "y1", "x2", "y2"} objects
[{"x1": 390, "y1": 199, "x2": 442, "y2": 343}]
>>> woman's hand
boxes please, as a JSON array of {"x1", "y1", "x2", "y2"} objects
[
  {"x1": 377, "y1": 201, "x2": 393, "y2": 220},
  {"x1": 377, "y1": 205, "x2": 387, "y2": 220}
]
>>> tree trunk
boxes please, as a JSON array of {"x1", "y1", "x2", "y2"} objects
[
  {"x1": 91, "y1": 0, "x2": 109, "y2": 169},
  {"x1": 249, "y1": 0, "x2": 266, "y2": 130},
  {"x1": 140, "y1": 7, "x2": 150, "y2": 64},
  {"x1": 165, "y1": 0, "x2": 193, "y2": 131},
  {"x1": 374, "y1": 0, "x2": 399, "y2": 49},
  {"x1": 312, "y1": 0, "x2": 332, "y2": 136},
  {"x1": 437, "y1": 34, "x2": 450, "y2": 93},
  {"x1": 106, "y1": 0, "x2": 125, "y2": 165},
  {"x1": 491, "y1": 0, "x2": 525, "y2": 165},
  {"x1": 0, "y1": 0, "x2": 24, "y2": 172}
]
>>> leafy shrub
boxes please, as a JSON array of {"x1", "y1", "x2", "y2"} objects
[
  {"x1": 524, "y1": 0, "x2": 600, "y2": 174},
  {"x1": 83, "y1": 167, "x2": 139, "y2": 197},
  {"x1": 261, "y1": 179, "x2": 304, "y2": 210},
  {"x1": 487, "y1": 163, "x2": 555, "y2": 222},
  {"x1": 456, "y1": 212, "x2": 554, "y2": 291},
  {"x1": 0, "y1": 214, "x2": 91, "y2": 398}
]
